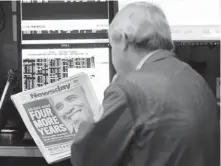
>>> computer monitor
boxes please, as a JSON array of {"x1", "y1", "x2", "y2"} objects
[
  {"x1": 19, "y1": 0, "x2": 116, "y2": 103},
  {"x1": 118, "y1": 0, "x2": 220, "y2": 41},
  {"x1": 175, "y1": 42, "x2": 220, "y2": 102}
]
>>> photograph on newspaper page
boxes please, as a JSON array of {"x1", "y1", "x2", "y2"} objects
[{"x1": 48, "y1": 86, "x2": 95, "y2": 134}]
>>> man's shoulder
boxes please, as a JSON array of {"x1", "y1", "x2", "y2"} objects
[
  {"x1": 102, "y1": 75, "x2": 147, "y2": 119},
  {"x1": 108, "y1": 74, "x2": 142, "y2": 93},
  {"x1": 105, "y1": 74, "x2": 147, "y2": 104},
  {"x1": 105, "y1": 75, "x2": 135, "y2": 97},
  {"x1": 112, "y1": 72, "x2": 148, "y2": 87}
]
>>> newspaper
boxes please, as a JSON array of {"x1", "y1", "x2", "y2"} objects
[{"x1": 11, "y1": 72, "x2": 101, "y2": 164}]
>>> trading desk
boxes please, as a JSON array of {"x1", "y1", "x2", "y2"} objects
[{"x1": 0, "y1": 132, "x2": 72, "y2": 166}]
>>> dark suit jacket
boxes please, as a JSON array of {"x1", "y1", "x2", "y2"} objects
[{"x1": 71, "y1": 50, "x2": 219, "y2": 166}]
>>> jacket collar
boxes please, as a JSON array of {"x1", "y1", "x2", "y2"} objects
[
  {"x1": 136, "y1": 49, "x2": 162, "y2": 70},
  {"x1": 137, "y1": 49, "x2": 175, "y2": 70},
  {"x1": 147, "y1": 49, "x2": 174, "y2": 63}
]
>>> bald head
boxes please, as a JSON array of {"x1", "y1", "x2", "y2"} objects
[{"x1": 109, "y1": 1, "x2": 174, "y2": 51}]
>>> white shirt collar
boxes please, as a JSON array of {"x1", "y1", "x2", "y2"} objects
[{"x1": 136, "y1": 49, "x2": 161, "y2": 71}]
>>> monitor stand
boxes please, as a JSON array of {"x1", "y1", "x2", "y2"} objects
[
  {"x1": 0, "y1": 118, "x2": 27, "y2": 146},
  {"x1": 0, "y1": 101, "x2": 27, "y2": 146},
  {"x1": 0, "y1": 69, "x2": 28, "y2": 146}
]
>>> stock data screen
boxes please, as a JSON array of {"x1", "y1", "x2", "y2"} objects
[
  {"x1": 118, "y1": 0, "x2": 220, "y2": 41},
  {"x1": 20, "y1": 0, "x2": 110, "y2": 102}
]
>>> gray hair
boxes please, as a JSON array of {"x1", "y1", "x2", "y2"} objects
[{"x1": 109, "y1": 1, "x2": 174, "y2": 51}]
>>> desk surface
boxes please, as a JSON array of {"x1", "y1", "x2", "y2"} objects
[
  {"x1": 0, "y1": 145, "x2": 42, "y2": 157},
  {"x1": 0, "y1": 131, "x2": 41, "y2": 157}
]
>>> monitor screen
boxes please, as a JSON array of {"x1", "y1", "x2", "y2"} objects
[
  {"x1": 175, "y1": 43, "x2": 220, "y2": 102},
  {"x1": 20, "y1": 0, "x2": 110, "y2": 103},
  {"x1": 118, "y1": 0, "x2": 220, "y2": 41}
]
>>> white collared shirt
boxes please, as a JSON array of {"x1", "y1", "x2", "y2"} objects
[{"x1": 136, "y1": 49, "x2": 161, "y2": 71}]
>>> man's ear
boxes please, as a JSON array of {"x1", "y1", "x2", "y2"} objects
[
  {"x1": 120, "y1": 32, "x2": 129, "y2": 51},
  {"x1": 109, "y1": 30, "x2": 129, "y2": 51}
]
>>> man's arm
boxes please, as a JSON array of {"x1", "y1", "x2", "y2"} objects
[{"x1": 71, "y1": 84, "x2": 134, "y2": 166}]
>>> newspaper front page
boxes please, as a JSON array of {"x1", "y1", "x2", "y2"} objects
[{"x1": 11, "y1": 73, "x2": 101, "y2": 164}]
